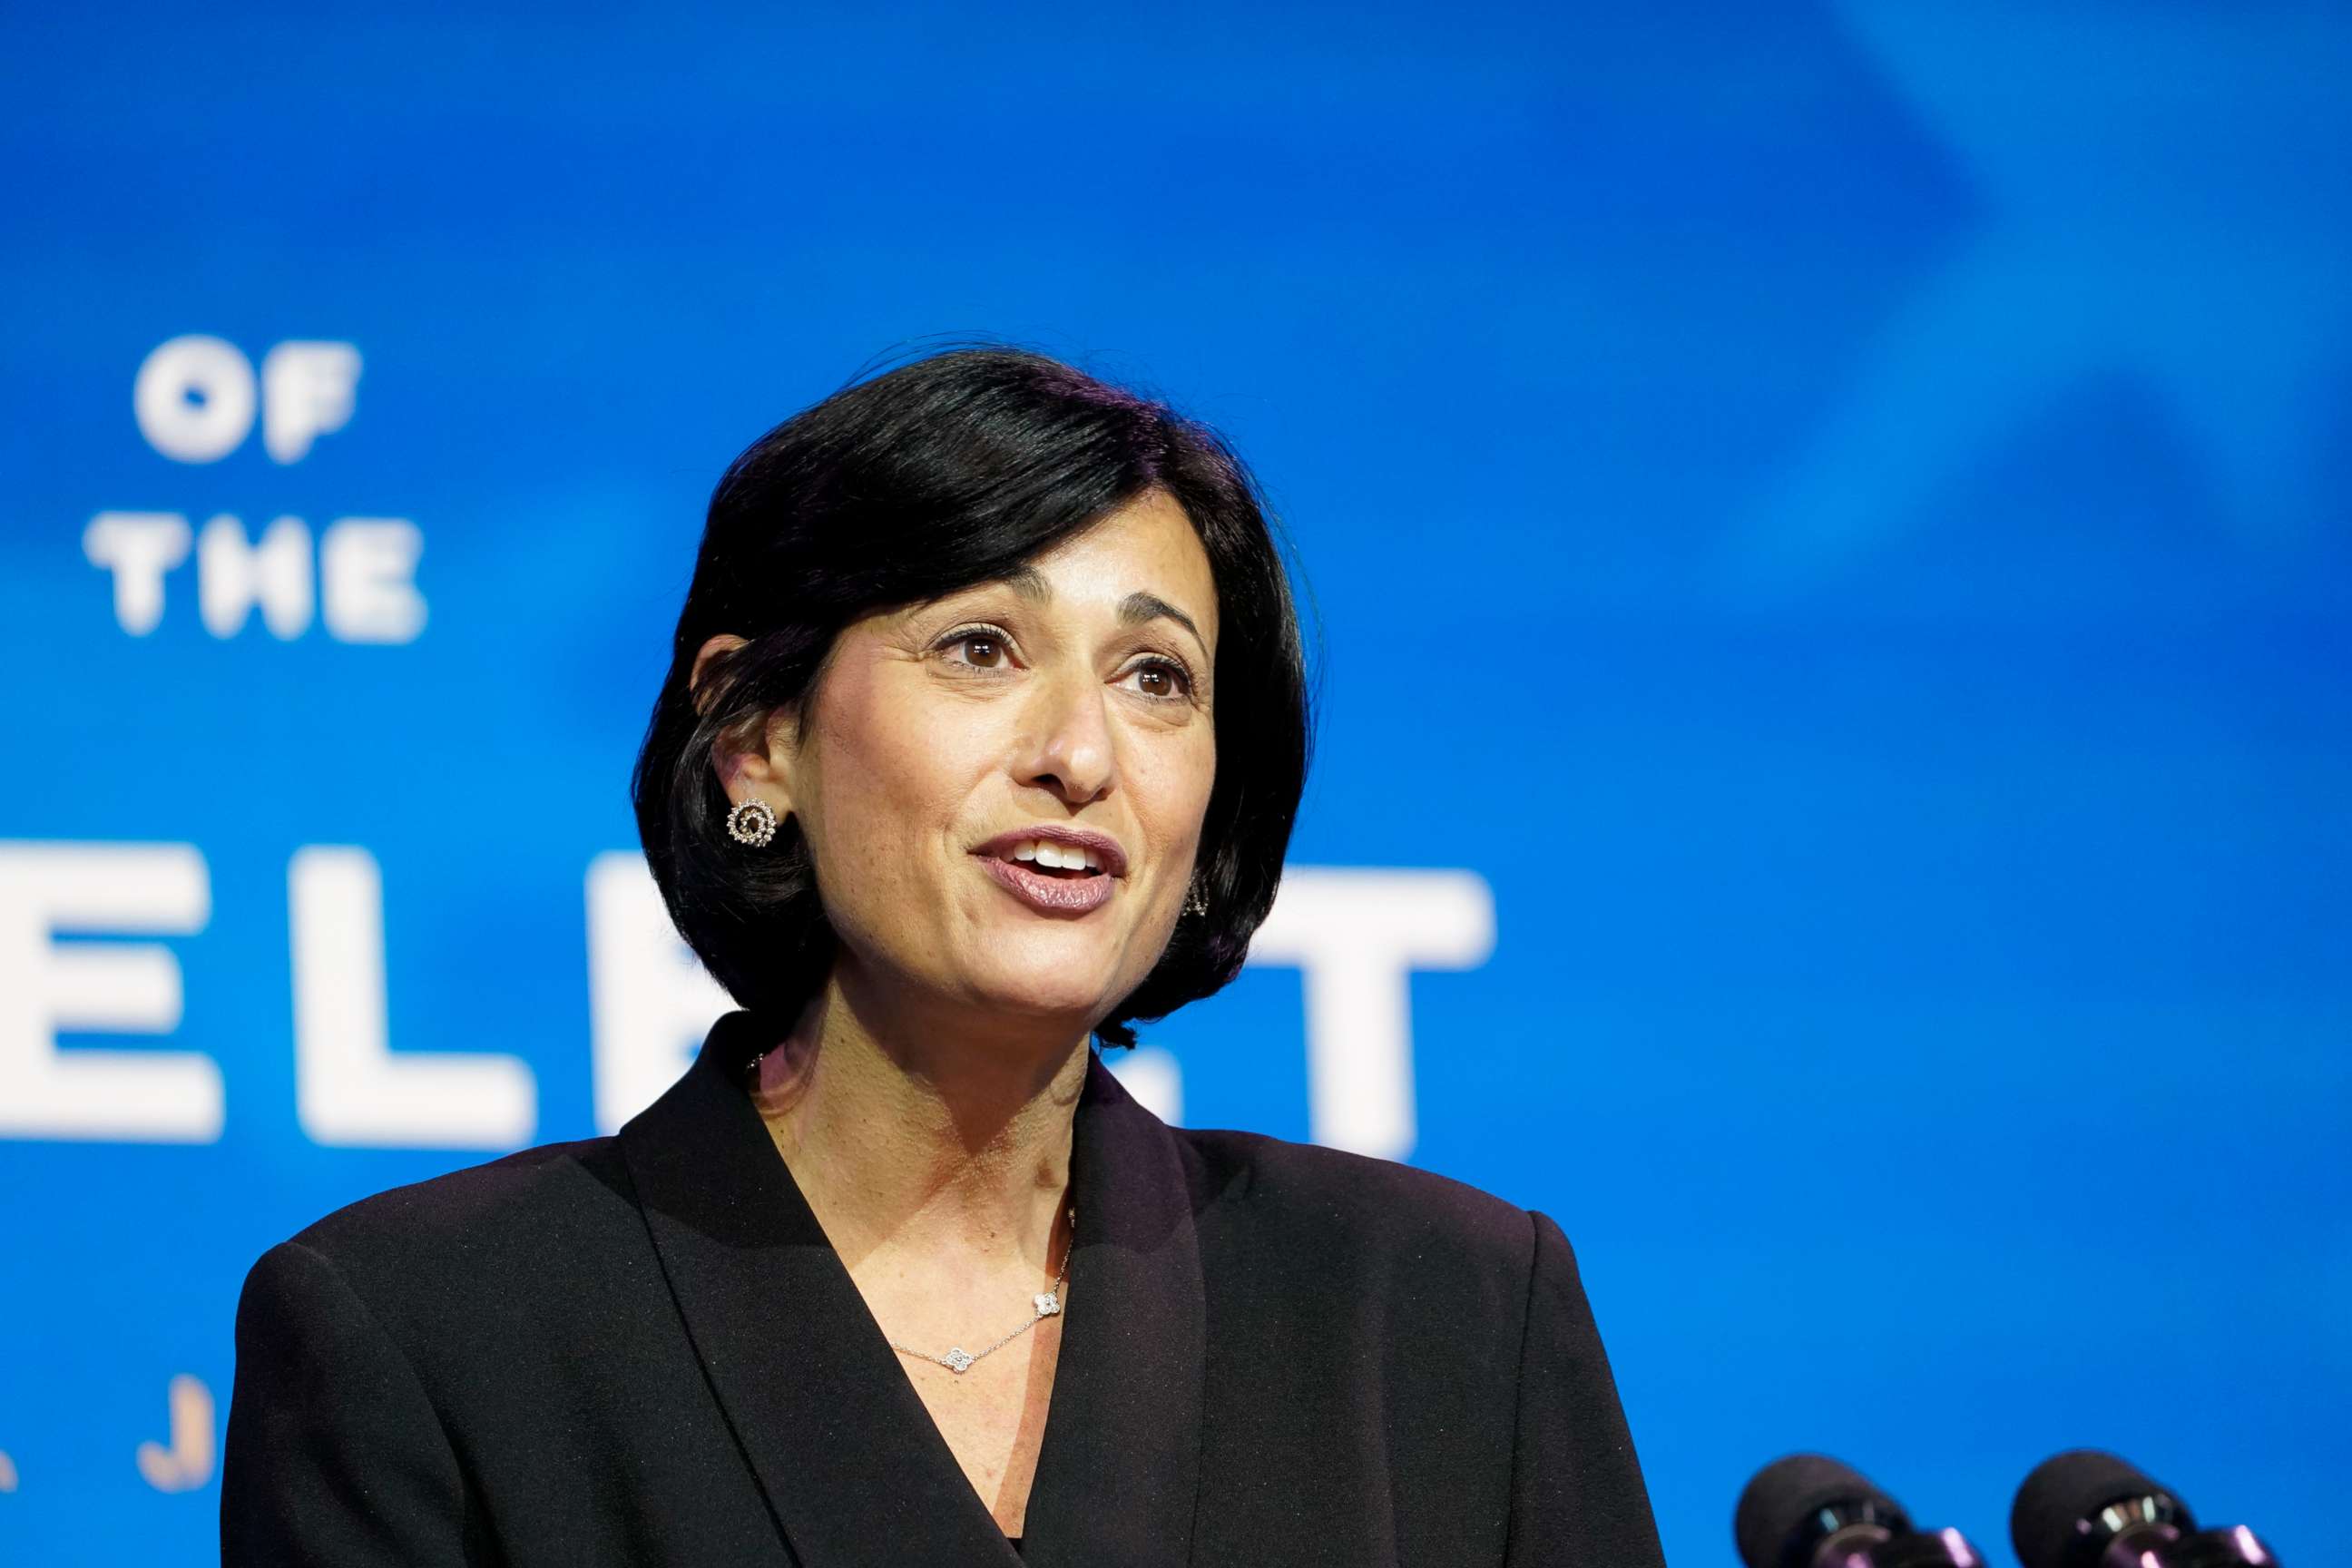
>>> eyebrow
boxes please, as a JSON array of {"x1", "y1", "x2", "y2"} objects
[{"x1": 990, "y1": 564, "x2": 1208, "y2": 652}]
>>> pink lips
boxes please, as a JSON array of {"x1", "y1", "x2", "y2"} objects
[{"x1": 975, "y1": 853, "x2": 1117, "y2": 916}]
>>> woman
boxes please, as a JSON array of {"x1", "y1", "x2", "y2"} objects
[{"x1": 220, "y1": 346, "x2": 1665, "y2": 1566}]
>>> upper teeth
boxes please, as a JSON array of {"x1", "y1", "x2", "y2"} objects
[{"x1": 1009, "y1": 838, "x2": 1102, "y2": 871}]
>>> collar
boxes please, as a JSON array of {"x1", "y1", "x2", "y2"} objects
[{"x1": 618, "y1": 1011, "x2": 1207, "y2": 1567}]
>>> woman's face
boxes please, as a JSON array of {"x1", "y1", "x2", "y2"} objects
[{"x1": 710, "y1": 487, "x2": 1220, "y2": 1047}]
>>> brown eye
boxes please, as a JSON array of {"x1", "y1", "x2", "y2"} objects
[
  {"x1": 1122, "y1": 658, "x2": 1192, "y2": 701},
  {"x1": 938, "y1": 627, "x2": 1014, "y2": 671}
]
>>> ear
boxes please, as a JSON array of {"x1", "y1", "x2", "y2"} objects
[{"x1": 692, "y1": 632, "x2": 798, "y2": 815}]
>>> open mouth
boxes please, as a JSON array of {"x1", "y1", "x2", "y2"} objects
[
  {"x1": 1015, "y1": 860, "x2": 1102, "y2": 880},
  {"x1": 975, "y1": 849, "x2": 1119, "y2": 914}
]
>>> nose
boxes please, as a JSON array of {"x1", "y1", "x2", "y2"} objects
[{"x1": 1014, "y1": 658, "x2": 1115, "y2": 808}]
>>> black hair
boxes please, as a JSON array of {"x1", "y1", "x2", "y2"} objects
[{"x1": 631, "y1": 343, "x2": 1318, "y2": 1058}]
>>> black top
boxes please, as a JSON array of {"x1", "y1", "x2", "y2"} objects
[{"x1": 221, "y1": 1010, "x2": 1664, "y2": 1566}]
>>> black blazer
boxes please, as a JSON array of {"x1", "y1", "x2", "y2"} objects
[{"x1": 221, "y1": 1011, "x2": 1665, "y2": 1566}]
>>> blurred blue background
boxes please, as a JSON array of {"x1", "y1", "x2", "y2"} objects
[{"x1": 3, "y1": 2, "x2": 2347, "y2": 1562}]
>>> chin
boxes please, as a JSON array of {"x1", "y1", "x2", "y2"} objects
[{"x1": 962, "y1": 967, "x2": 1117, "y2": 1026}]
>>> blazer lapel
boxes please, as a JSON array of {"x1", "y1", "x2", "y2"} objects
[
  {"x1": 1016, "y1": 1049, "x2": 1208, "y2": 1567},
  {"x1": 618, "y1": 1012, "x2": 1208, "y2": 1568},
  {"x1": 619, "y1": 1011, "x2": 1021, "y2": 1566}
]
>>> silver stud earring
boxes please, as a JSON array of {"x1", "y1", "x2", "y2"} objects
[
  {"x1": 726, "y1": 798, "x2": 779, "y2": 847},
  {"x1": 1185, "y1": 882, "x2": 1210, "y2": 917}
]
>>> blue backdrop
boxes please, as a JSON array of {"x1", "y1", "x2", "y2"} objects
[{"x1": 3, "y1": 3, "x2": 2347, "y2": 1562}]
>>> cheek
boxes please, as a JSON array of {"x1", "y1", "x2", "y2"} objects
[
  {"x1": 1158, "y1": 730, "x2": 1217, "y2": 836},
  {"x1": 1133, "y1": 734, "x2": 1216, "y2": 897},
  {"x1": 802, "y1": 669, "x2": 979, "y2": 906}
]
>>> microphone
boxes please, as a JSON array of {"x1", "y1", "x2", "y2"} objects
[
  {"x1": 1735, "y1": 1453, "x2": 1987, "y2": 1567},
  {"x1": 2011, "y1": 1449, "x2": 2279, "y2": 1567}
]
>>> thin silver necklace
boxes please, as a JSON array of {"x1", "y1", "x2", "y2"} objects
[
  {"x1": 886, "y1": 1203, "x2": 1075, "y2": 1375},
  {"x1": 750, "y1": 1045, "x2": 1075, "y2": 1377}
]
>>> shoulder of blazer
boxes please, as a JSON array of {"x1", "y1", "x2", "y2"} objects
[
  {"x1": 264, "y1": 1133, "x2": 644, "y2": 1320},
  {"x1": 1166, "y1": 1122, "x2": 1546, "y2": 1301}
]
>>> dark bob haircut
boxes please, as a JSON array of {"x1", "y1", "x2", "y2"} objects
[{"x1": 632, "y1": 344, "x2": 1317, "y2": 1058}]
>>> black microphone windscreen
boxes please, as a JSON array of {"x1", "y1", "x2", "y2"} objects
[
  {"x1": 1735, "y1": 1453, "x2": 1907, "y2": 1568},
  {"x1": 2010, "y1": 1448, "x2": 2189, "y2": 1568}
]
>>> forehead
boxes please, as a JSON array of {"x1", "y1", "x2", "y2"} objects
[{"x1": 938, "y1": 489, "x2": 1219, "y2": 641}]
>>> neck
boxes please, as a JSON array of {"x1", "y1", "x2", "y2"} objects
[{"x1": 749, "y1": 960, "x2": 1091, "y2": 1275}]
